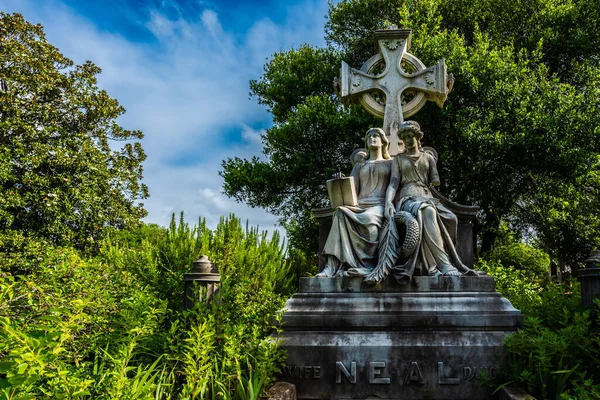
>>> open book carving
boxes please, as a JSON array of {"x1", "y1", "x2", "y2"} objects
[{"x1": 326, "y1": 176, "x2": 358, "y2": 208}]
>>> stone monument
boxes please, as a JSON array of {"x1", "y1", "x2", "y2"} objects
[{"x1": 277, "y1": 27, "x2": 523, "y2": 399}]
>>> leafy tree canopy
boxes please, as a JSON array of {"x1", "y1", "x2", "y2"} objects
[
  {"x1": 221, "y1": 0, "x2": 600, "y2": 267},
  {"x1": 0, "y1": 13, "x2": 149, "y2": 252}
]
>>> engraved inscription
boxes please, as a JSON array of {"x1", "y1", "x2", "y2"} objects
[
  {"x1": 282, "y1": 365, "x2": 322, "y2": 379},
  {"x1": 336, "y1": 361, "x2": 357, "y2": 384},
  {"x1": 438, "y1": 362, "x2": 460, "y2": 385},
  {"x1": 404, "y1": 361, "x2": 425, "y2": 385},
  {"x1": 463, "y1": 366, "x2": 498, "y2": 381},
  {"x1": 302, "y1": 366, "x2": 312, "y2": 379},
  {"x1": 369, "y1": 362, "x2": 391, "y2": 384},
  {"x1": 313, "y1": 366, "x2": 321, "y2": 379},
  {"x1": 283, "y1": 360, "x2": 502, "y2": 386}
]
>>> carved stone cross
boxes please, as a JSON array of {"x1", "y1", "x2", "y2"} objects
[{"x1": 338, "y1": 28, "x2": 454, "y2": 155}]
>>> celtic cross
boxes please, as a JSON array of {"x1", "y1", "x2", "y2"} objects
[{"x1": 338, "y1": 28, "x2": 454, "y2": 155}]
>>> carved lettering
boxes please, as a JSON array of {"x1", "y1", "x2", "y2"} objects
[
  {"x1": 282, "y1": 366, "x2": 297, "y2": 377},
  {"x1": 479, "y1": 367, "x2": 489, "y2": 378},
  {"x1": 490, "y1": 367, "x2": 498, "y2": 378},
  {"x1": 368, "y1": 362, "x2": 391, "y2": 384},
  {"x1": 438, "y1": 362, "x2": 460, "y2": 385},
  {"x1": 302, "y1": 366, "x2": 312, "y2": 379},
  {"x1": 404, "y1": 361, "x2": 425, "y2": 385},
  {"x1": 313, "y1": 366, "x2": 321, "y2": 379},
  {"x1": 336, "y1": 361, "x2": 357, "y2": 384},
  {"x1": 284, "y1": 360, "x2": 500, "y2": 385},
  {"x1": 282, "y1": 365, "x2": 321, "y2": 379},
  {"x1": 463, "y1": 366, "x2": 473, "y2": 380},
  {"x1": 463, "y1": 366, "x2": 499, "y2": 381}
]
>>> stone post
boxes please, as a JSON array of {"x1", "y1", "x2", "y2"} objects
[
  {"x1": 183, "y1": 255, "x2": 220, "y2": 309},
  {"x1": 579, "y1": 250, "x2": 600, "y2": 307}
]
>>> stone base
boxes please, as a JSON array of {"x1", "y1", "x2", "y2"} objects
[{"x1": 277, "y1": 276, "x2": 523, "y2": 400}]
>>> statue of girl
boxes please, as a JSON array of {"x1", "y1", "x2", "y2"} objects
[
  {"x1": 317, "y1": 128, "x2": 393, "y2": 277},
  {"x1": 365, "y1": 121, "x2": 480, "y2": 284}
]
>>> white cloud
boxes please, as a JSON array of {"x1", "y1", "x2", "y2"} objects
[
  {"x1": 0, "y1": 0, "x2": 327, "y2": 239},
  {"x1": 241, "y1": 124, "x2": 265, "y2": 145},
  {"x1": 200, "y1": 9, "x2": 222, "y2": 38}
]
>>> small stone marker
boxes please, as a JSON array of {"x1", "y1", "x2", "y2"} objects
[
  {"x1": 338, "y1": 27, "x2": 454, "y2": 155},
  {"x1": 579, "y1": 250, "x2": 600, "y2": 307},
  {"x1": 183, "y1": 255, "x2": 220, "y2": 309}
]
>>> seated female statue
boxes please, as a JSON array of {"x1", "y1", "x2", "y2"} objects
[
  {"x1": 316, "y1": 128, "x2": 392, "y2": 277},
  {"x1": 365, "y1": 121, "x2": 480, "y2": 284}
]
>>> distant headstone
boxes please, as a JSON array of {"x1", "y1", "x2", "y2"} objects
[{"x1": 580, "y1": 250, "x2": 600, "y2": 307}]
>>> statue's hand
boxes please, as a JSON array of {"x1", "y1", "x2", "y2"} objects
[
  {"x1": 332, "y1": 172, "x2": 345, "y2": 179},
  {"x1": 385, "y1": 201, "x2": 395, "y2": 220}
]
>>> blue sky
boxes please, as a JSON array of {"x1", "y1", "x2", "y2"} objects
[{"x1": 0, "y1": 0, "x2": 329, "y2": 234}]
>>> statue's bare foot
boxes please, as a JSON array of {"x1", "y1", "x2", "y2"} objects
[
  {"x1": 443, "y1": 270, "x2": 461, "y2": 276},
  {"x1": 315, "y1": 265, "x2": 335, "y2": 277},
  {"x1": 463, "y1": 269, "x2": 487, "y2": 276},
  {"x1": 345, "y1": 267, "x2": 372, "y2": 277}
]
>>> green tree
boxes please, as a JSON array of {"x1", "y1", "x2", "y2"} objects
[
  {"x1": 0, "y1": 13, "x2": 148, "y2": 252},
  {"x1": 221, "y1": 0, "x2": 600, "y2": 267}
]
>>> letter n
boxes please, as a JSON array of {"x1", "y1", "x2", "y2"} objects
[{"x1": 336, "y1": 361, "x2": 357, "y2": 384}]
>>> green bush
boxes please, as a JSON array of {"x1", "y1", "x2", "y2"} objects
[
  {"x1": 0, "y1": 242, "x2": 169, "y2": 399},
  {"x1": 478, "y1": 257, "x2": 600, "y2": 399},
  {"x1": 0, "y1": 213, "x2": 295, "y2": 399},
  {"x1": 486, "y1": 241, "x2": 551, "y2": 283},
  {"x1": 476, "y1": 259, "x2": 543, "y2": 314},
  {"x1": 502, "y1": 296, "x2": 600, "y2": 400}
]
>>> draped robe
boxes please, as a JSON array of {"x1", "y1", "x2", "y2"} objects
[
  {"x1": 322, "y1": 159, "x2": 392, "y2": 275},
  {"x1": 391, "y1": 152, "x2": 474, "y2": 283}
]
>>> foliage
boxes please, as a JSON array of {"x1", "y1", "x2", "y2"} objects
[
  {"x1": 502, "y1": 295, "x2": 600, "y2": 400},
  {"x1": 221, "y1": 0, "x2": 600, "y2": 267},
  {"x1": 0, "y1": 12, "x2": 148, "y2": 252},
  {"x1": 481, "y1": 257, "x2": 600, "y2": 399},
  {"x1": 485, "y1": 238, "x2": 551, "y2": 283},
  {"x1": 0, "y1": 241, "x2": 169, "y2": 399},
  {"x1": 0, "y1": 215, "x2": 293, "y2": 399},
  {"x1": 476, "y1": 260, "x2": 543, "y2": 315}
]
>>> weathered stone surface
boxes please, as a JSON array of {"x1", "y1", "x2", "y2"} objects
[
  {"x1": 277, "y1": 276, "x2": 523, "y2": 399},
  {"x1": 264, "y1": 382, "x2": 297, "y2": 400},
  {"x1": 281, "y1": 331, "x2": 506, "y2": 399},
  {"x1": 300, "y1": 276, "x2": 495, "y2": 293}
]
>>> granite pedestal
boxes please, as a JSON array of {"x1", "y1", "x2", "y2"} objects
[{"x1": 277, "y1": 276, "x2": 523, "y2": 399}]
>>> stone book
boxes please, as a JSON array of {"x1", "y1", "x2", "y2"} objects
[{"x1": 326, "y1": 176, "x2": 358, "y2": 208}]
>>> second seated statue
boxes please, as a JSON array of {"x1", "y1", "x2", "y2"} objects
[{"x1": 365, "y1": 121, "x2": 481, "y2": 284}]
